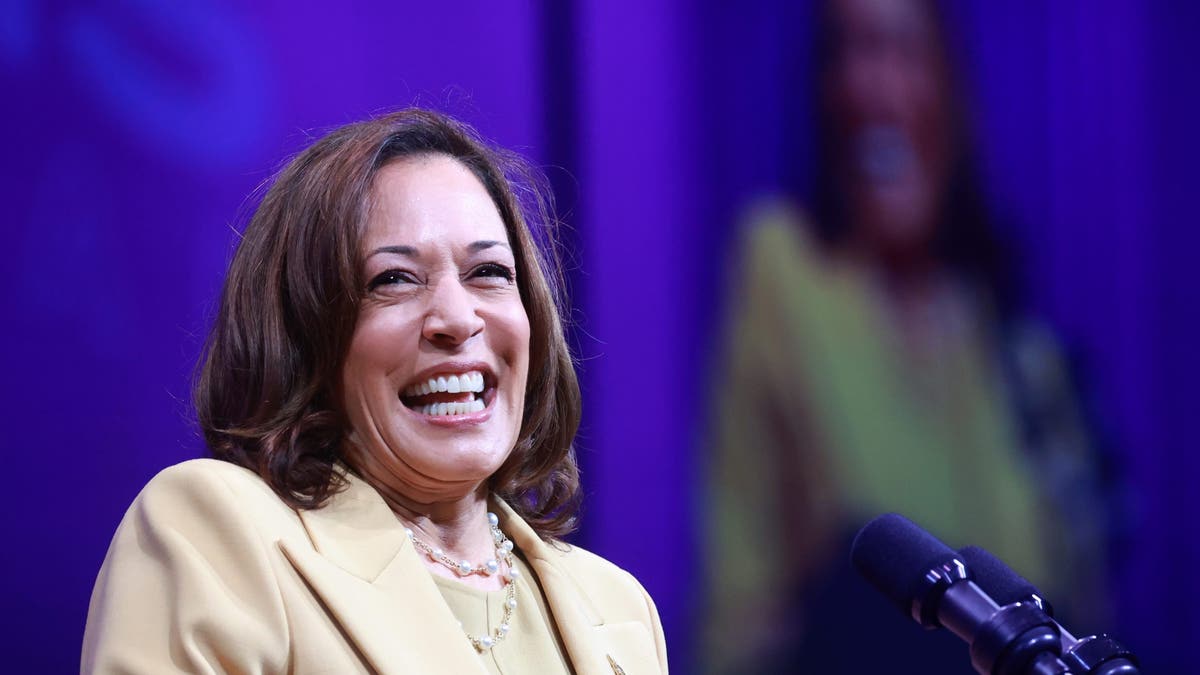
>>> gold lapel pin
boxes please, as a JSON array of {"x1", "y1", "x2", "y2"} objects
[{"x1": 606, "y1": 654, "x2": 626, "y2": 675}]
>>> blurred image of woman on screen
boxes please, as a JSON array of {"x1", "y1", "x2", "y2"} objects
[{"x1": 702, "y1": 0, "x2": 1114, "y2": 672}]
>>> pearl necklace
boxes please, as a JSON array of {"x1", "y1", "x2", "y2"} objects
[{"x1": 404, "y1": 511, "x2": 523, "y2": 652}]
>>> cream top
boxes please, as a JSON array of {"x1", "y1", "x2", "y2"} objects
[{"x1": 432, "y1": 553, "x2": 574, "y2": 675}]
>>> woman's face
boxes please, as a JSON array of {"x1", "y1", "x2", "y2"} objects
[
  {"x1": 824, "y1": 0, "x2": 952, "y2": 254},
  {"x1": 341, "y1": 154, "x2": 530, "y2": 502}
]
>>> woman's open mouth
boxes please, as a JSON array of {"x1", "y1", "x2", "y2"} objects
[{"x1": 399, "y1": 369, "x2": 495, "y2": 417}]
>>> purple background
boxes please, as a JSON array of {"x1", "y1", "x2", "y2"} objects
[{"x1": 2, "y1": 1, "x2": 1197, "y2": 672}]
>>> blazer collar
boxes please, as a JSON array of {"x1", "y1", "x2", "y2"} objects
[
  {"x1": 279, "y1": 469, "x2": 617, "y2": 675},
  {"x1": 492, "y1": 499, "x2": 610, "y2": 673},
  {"x1": 280, "y1": 469, "x2": 484, "y2": 673},
  {"x1": 288, "y1": 467, "x2": 407, "y2": 581}
]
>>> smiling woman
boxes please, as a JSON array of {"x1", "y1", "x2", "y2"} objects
[
  {"x1": 343, "y1": 156, "x2": 533, "y2": 510},
  {"x1": 81, "y1": 109, "x2": 668, "y2": 674},
  {"x1": 193, "y1": 111, "x2": 579, "y2": 538}
]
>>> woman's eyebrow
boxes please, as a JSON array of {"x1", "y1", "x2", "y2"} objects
[
  {"x1": 367, "y1": 244, "x2": 418, "y2": 259},
  {"x1": 468, "y1": 240, "x2": 511, "y2": 253}
]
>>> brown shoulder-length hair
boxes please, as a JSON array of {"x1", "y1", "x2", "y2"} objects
[{"x1": 195, "y1": 108, "x2": 582, "y2": 538}]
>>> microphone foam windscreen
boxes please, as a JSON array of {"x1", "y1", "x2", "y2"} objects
[
  {"x1": 850, "y1": 513, "x2": 958, "y2": 614},
  {"x1": 958, "y1": 545, "x2": 1047, "y2": 612}
]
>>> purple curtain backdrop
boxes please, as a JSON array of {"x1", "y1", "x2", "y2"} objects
[{"x1": 1, "y1": 1, "x2": 1197, "y2": 672}]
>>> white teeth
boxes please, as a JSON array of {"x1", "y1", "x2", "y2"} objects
[
  {"x1": 418, "y1": 398, "x2": 486, "y2": 417},
  {"x1": 403, "y1": 370, "x2": 488, "y2": 397}
]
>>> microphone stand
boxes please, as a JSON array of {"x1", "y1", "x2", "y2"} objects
[
  {"x1": 955, "y1": 546, "x2": 1140, "y2": 675},
  {"x1": 913, "y1": 557, "x2": 1072, "y2": 674}
]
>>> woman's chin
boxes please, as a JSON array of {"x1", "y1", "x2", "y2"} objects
[{"x1": 390, "y1": 436, "x2": 513, "y2": 486}]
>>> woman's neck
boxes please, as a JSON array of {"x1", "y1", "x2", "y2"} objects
[{"x1": 380, "y1": 485, "x2": 507, "y2": 591}]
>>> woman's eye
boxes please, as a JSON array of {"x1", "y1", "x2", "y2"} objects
[
  {"x1": 471, "y1": 263, "x2": 515, "y2": 282},
  {"x1": 368, "y1": 269, "x2": 417, "y2": 290}
]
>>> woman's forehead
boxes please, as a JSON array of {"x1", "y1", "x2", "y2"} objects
[{"x1": 364, "y1": 155, "x2": 508, "y2": 252}]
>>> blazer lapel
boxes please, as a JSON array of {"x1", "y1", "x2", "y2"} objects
[
  {"x1": 496, "y1": 501, "x2": 616, "y2": 675},
  {"x1": 279, "y1": 472, "x2": 487, "y2": 674},
  {"x1": 277, "y1": 473, "x2": 658, "y2": 675}
]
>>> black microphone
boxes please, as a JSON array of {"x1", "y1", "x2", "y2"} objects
[
  {"x1": 958, "y1": 546, "x2": 1140, "y2": 675},
  {"x1": 957, "y1": 545, "x2": 1054, "y2": 615},
  {"x1": 851, "y1": 513, "x2": 1070, "y2": 674}
]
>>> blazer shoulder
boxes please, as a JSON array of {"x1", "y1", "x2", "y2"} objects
[
  {"x1": 131, "y1": 458, "x2": 301, "y2": 536},
  {"x1": 148, "y1": 456, "x2": 270, "y2": 491},
  {"x1": 85, "y1": 459, "x2": 299, "y2": 673},
  {"x1": 554, "y1": 542, "x2": 641, "y2": 586},
  {"x1": 551, "y1": 542, "x2": 658, "y2": 613}
]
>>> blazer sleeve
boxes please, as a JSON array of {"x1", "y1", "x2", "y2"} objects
[{"x1": 82, "y1": 461, "x2": 290, "y2": 675}]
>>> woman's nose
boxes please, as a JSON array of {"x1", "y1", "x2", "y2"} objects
[{"x1": 422, "y1": 279, "x2": 485, "y2": 347}]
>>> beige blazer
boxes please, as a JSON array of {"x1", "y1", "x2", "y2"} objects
[{"x1": 82, "y1": 459, "x2": 667, "y2": 674}]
